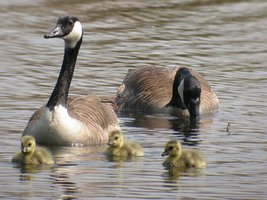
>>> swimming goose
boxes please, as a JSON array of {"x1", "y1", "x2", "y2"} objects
[
  {"x1": 22, "y1": 16, "x2": 120, "y2": 146},
  {"x1": 116, "y1": 66, "x2": 219, "y2": 118},
  {"x1": 105, "y1": 130, "x2": 144, "y2": 157},
  {"x1": 12, "y1": 136, "x2": 54, "y2": 164},
  {"x1": 162, "y1": 140, "x2": 206, "y2": 169}
]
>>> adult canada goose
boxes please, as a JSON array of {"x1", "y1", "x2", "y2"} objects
[
  {"x1": 12, "y1": 136, "x2": 54, "y2": 164},
  {"x1": 22, "y1": 16, "x2": 120, "y2": 146},
  {"x1": 116, "y1": 66, "x2": 219, "y2": 119},
  {"x1": 105, "y1": 130, "x2": 144, "y2": 157},
  {"x1": 162, "y1": 140, "x2": 206, "y2": 169}
]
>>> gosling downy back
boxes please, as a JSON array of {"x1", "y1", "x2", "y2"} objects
[
  {"x1": 22, "y1": 16, "x2": 120, "y2": 146},
  {"x1": 162, "y1": 140, "x2": 206, "y2": 169},
  {"x1": 106, "y1": 131, "x2": 144, "y2": 157}
]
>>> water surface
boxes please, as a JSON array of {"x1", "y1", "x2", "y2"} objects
[{"x1": 0, "y1": 0, "x2": 267, "y2": 199}]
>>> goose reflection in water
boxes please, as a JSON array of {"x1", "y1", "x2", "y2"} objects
[{"x1": 119, "y1": 112, "x2": 214, "y2": 145}]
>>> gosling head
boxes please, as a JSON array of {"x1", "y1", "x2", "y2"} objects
[
  {"x1": 108, "y1": 131, "x2": 124, "y2": 148},
  {"x1": 44, "y1": 16, "x2": 83, "y2": 49},
  {"x1": 21, "y1": 136, "x2": 36, "y2": 154},
  {"x1": 173, "y1": 67, "x2": 201, "y2": 119},
  {"x1": 161, "y1": 140, "x2": 183, "y2": 158}
]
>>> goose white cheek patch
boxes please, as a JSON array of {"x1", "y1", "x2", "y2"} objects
[
  {"x1": 178, "y1": 79, "x2": 185, "y2": 104},
  {"x1": 64, "y1": 21, "x2": 82, "y2": 48},
  {"x1": 192, "y1": 98, "x2": 200, "y2": 104}
]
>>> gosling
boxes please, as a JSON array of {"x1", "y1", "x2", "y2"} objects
[
  {"x1": 12, "y1": 136, "x2": 54, "y2": 164},
  {"x1": 162, "y1": 140, "x2": 206, "y2": 169},
  {"x1": 105, "y1": 131, "x2": 144, "y2": 157}
]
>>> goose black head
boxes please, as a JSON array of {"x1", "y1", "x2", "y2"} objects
[
  {"x1": 173, "y1": 67, "x2": 201, "y2": 119},
  {"x1": 44, "y1": 16, "x2": 83, "y2": 48}
]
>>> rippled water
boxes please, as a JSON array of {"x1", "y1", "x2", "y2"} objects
[{"x1": 1, "y1": 0, "x2": 267, "y2": 199}]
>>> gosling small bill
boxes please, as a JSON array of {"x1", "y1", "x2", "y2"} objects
[
  {"x1": 162, "y1": 140, "x2": 206, "y2": 169},
  {"x1": 12, "y1": 136, "x2": 54, "y2": 165}
]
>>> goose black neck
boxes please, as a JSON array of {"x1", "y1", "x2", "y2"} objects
[{"x1": 46, "y1": 37, "x2": 82, "y2": 110}]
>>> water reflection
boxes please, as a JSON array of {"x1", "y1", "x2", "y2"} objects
[
  {"x1": 1, "y1": 0, "x2": 267, "y2": 199},
  {"x1": 49, "y1": 145, "x2": 106, "y2": 164},
  {"x1": 120, "y1": 112, "x2": 215, "y2": 145},
  {"x1": 13, "y1": 163, "x2": 54, "y2": 174},
  {"x1": 105, "y1": 152, "x2": 143, "y2": 166},
  {"x1": 12, "y1": 162, "x2": 53, "y2": 196},
  {"x1": 51, "y1": 171, "x2": 80, "y2": 200},
  {"x1": 162, "y1": 167, "x2": 206, "y2": 181}
]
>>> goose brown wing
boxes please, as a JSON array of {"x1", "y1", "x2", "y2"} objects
[
  {"x1": 67, "y1": 95, "x2": 119, "y2": 129},
  {"x1": 117, "y1": 66, "x2": 174, "y2": 111}
]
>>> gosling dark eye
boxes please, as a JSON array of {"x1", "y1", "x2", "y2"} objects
[
  {"x1": 114, "y1": 136, "x2": 119, "y2": 140},
  {"x1": 168, "y1": 146, "x2": 173, "y2": 151},
  {"x1": 28, "y1": 143, "x2": 32, "y2": 147}
]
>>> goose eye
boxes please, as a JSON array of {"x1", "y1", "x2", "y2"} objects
[
  {"x1": 28, "y1": 143, "x2": 32, "y2": 147},
  {"x1": 114, "y1": 136, "x2": 119, "y2": 140},
  {"x1": 69, "y1": 20, "x2": 74, "y2": 26}
]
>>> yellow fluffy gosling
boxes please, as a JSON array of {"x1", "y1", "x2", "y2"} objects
[
  {"x1": 162, "y1": 140, "x2": 206, "y2": 169},
  {"x1": 12, "y1": 136, "x2": 54, "y2": 164},
  {"x1": 105, "y1": 131, "x2": 144, "y2": 157}
]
